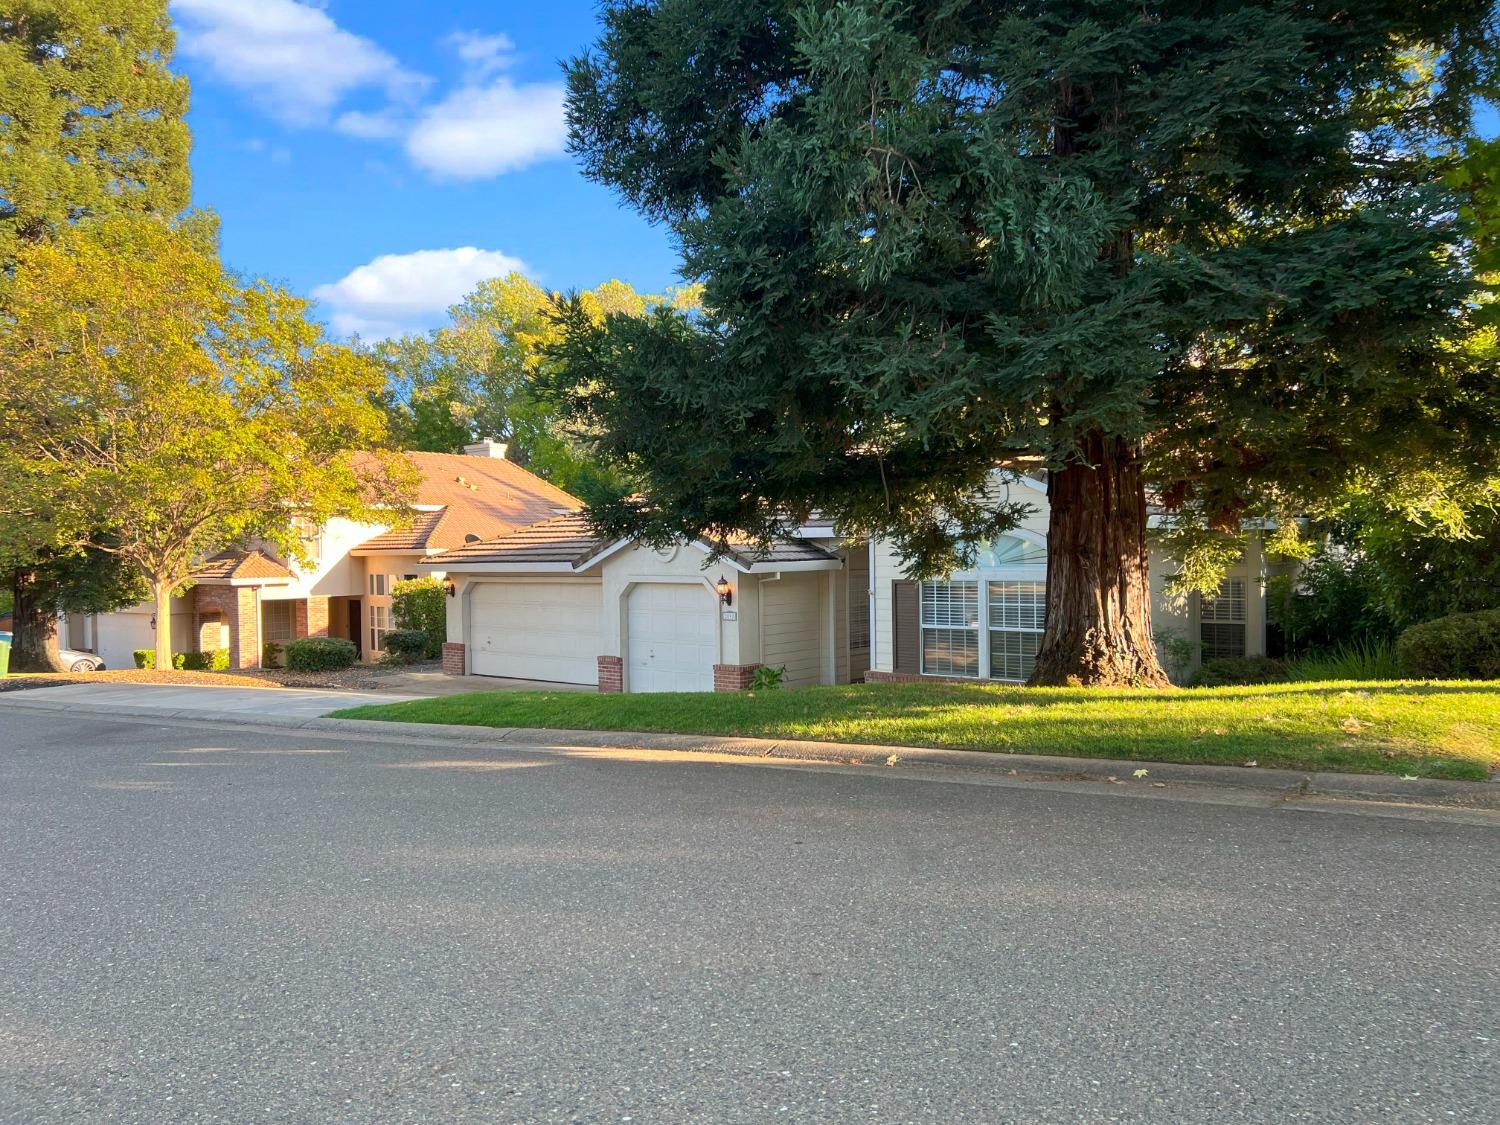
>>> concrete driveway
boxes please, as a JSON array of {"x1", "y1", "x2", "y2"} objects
[
  {"x1": 2, "y1": 707, "x2": 1496, "y2": 1123},
  {"x1": 0, "y1": 682, "x2": 421, "y2": 720}
]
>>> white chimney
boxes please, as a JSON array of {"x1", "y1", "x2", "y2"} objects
[{"x1": 463, "y1": 438, "x2": 508, "y2": 459}]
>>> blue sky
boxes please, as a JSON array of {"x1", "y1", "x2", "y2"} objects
[
  {"x1": 173, "y1": 0, "x2": 682, "y2": 340},
  {"x1": 175, "y1": 2, "x2": 1498, "y2": 343}
]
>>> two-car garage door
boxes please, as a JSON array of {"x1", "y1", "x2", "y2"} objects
[{"x1": 470, "y1": 582, "x2": 602, "y2": 685}]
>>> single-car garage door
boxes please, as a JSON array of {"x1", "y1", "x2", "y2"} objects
[
  {"x1": 470, "y1": 582, "x2": 602, "y2": 685},
  {"x1": 627, "y1": 583, "x2": 717, "y2": 692}
]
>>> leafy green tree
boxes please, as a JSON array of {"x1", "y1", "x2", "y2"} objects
[
  {"x1": 0, "y1": 218, "x2": 410, "y2": 669},
  {"x1": 558, "y1": 0, "x2": 1499, "y2": 685},
  {"x1": 1, "y1": 0, "x2": 193, "y2": 670},
  {"x1": 379, "y1": 273, "x2": 696, "y2": 497}
]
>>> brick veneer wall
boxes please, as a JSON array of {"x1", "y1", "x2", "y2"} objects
[
  {"x1": 713, "y1": 663, "x2": 762, "y2": 692},
  {"x1": 306, "y1": 597, "x2": 330, "y2": 638},
  {"x1": 597, "y1": 655, "x2": 623, "y2": 693},
  {"x1": 441, "y1": 642, "x2": 466, "y2": 676},
  {"x1": 191, "y1": 585, "x2": 261, "y2": 669}
]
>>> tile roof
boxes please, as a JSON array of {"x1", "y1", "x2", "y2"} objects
[
  {"x1": 426, "y1": 514, "x2": 841, "y2": 571},
  {"x1": 424, "y1": 513, "x2": 610, "y2": 567},
  {"x1": 351, "y1": 450, "x2": 582, "y2": 554},
  {"x1": 191, "y1": 550, "x2": 295, "y2": 583}
]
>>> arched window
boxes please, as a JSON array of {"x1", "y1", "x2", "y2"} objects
[{"x1": 974, "y1": 534, "x2": 1046, "y2": 569}]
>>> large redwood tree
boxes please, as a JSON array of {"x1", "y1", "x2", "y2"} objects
[{"x1": 555, "y1": 0, "x2": 1498, "y2": 685}]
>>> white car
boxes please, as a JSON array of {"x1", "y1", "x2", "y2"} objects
[{"x1": 0, "y1": 630, "x2": 106, "y2": 672}]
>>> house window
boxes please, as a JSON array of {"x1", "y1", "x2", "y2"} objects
[
  {"x1": 369, "y1": 573, "x2": 389, "y2": 597},
  {"x1": 369, "y1": 604, "x2": 390, "y2": 653},
  {"x1": 1200, "y1": 578, "x2": 1248, "y2": 659},
  {"x1": 262, "y1": 600, "x2": 295, "y2": 644},
  {"x1": 988, "y1": 581, "x2": 1046, "y2": 681},
  {"x1": 920, "y1": 581, "x2": 980, "y2": 677}
]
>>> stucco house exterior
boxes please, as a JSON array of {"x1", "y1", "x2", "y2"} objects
[
  {"x1": 428, "y1": 470, "x2": 1278, "y2": 692},
  {"x1": 62, "y1": 441, "x2": 578, "y2": 671}
]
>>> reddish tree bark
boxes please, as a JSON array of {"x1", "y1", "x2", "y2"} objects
[{"x1": 1029, "y1": 430, "x2": 1170, "y2": 687}]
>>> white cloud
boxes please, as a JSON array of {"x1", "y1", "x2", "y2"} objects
[
  {"x1": 172, "y1": 0, "x2": 427, "y2": 125},
  {"x1": 334, "y1": 109, "x2": 405, "y2": 140},
  {"x1": 312, "y1": 247, "x2": 530, "y2": 339},
  {"x1": 405, "y1": 79, "x2": 568, "y2": 180},
  {"x1": 447, "y1": 31, "x2": 518, "y2": 82}
]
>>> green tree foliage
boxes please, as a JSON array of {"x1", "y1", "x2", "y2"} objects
[
  {"x1": 390, "y1": 577, "x2": 447, "y2": 659},
  {"x1": 1, "y1": 0, "x2": 193, "y2": 670},
  {"x1": 0, "y1": 218, "x2": 411, "y2": 668},
  {"x1": 0, "y1": 0, "x2": 190, "y2": 257},
  {"x1": 558, "y1": 0, "x2": 1499, "y2": 685},
  {"x1": 378, "y1": 273, "x2": 697, "y2": 498}
]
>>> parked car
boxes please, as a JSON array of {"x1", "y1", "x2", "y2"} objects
[{"x1": 0, "y1": 631, "x2": 106, "y2": 672}]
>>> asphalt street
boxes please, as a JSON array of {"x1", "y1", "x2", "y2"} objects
[{"x1": 1, "y1": 707, "x2": 1495, "y2": 1123}]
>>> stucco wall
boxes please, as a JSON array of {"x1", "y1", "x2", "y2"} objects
[{"x1": 759, "y1": 572, "x2": 824, "y2": 687}]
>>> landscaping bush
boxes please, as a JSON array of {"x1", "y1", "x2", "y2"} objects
[
  {"x1": 284, "y1": 636, "x2": 358, "y2": 672},
  {"x1": 262, "y1": 642, "x2": 283, "y2": 669},
  {"x1": 391, "y1": 577, "x2": 447, "y2": 659},
  {"x1": 1266, "y1": 548, "x2": 1398, "y2": 658},
  {"x1": 749, "y1": 664, "x2": 787, "y2": 690},
  {"x1": 135, "y1": 649, "x2": 230, "y2": 671},
  {"x1": 1395, "y1": 609, "x2": 1500, "y2": 680},
  {"x1": 381, "y1": 629, "x2": 429, "y2": 665},
  {"x1": 1189, "y1": 656, "x2": 1288, "y2": 687}
]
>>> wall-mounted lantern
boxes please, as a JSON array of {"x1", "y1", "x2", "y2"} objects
[
  {"x1": 714, "y1": 575, "x2": 733, "y2": 607},
  {"x1": 442, "y1": 577, "x2": 457, "y2": 598}
]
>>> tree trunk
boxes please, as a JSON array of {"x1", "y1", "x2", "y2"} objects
[
  {"x1": 152, "y1": 580, "x2": 174, "y2": 671},
  {"x1": 9, "y1": 567, "x2": 66, "y2": 673},
  {"x1": 1029, "y1": 431, "x2": 1170, "y2": 688}
]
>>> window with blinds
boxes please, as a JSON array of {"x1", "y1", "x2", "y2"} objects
[
  {"x1": 1200, "y1": 578, "x2": 1248, "y2": 659},
  {"x1": 988, "y1": 581, "x2": 1046, "y2": 681},
  {"x1": 262, "y1": 600, "x2": 295, "y2": 645},
  {"x1": 920, "y1": 581, "x2": 979, "y2": 676}
]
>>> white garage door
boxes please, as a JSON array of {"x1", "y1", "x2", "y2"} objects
[
  {"x1": 627, "y1": 583, "x2": 717, "y2": 693},
  {"x1": 470, "y1": 582, "x2": 602, "y2": 685}
]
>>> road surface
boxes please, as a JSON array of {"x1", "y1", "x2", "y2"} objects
[{"x1": 1, "y1": 707, "x2": 1495, "y2": 1122}]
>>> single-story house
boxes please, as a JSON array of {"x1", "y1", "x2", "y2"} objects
[
  {"x1": 63, "y1": 441, "x2": 580, "y2": 671},
  {"x1": 427, "y1": 471, "x2": 1281, "y2": 692}
]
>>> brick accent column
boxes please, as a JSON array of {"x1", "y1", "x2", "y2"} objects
[
  {"x1": 192, "y1": 585, "x2": 261, "y2": 669},
  {"x1": 597, "y1": 655, "x2": 623, "y2": 693},
  {"x1": 293, "y1": 599, "x2": 309, "y2": 638},
  {"x1": 713, "y1": 663, "x2": 761, "y2": 692},
  {"x1": 305, "y1": 597, "x2": 330, "y2": 638},
  {"x1": 441, "y1": 642, "x2": 466, "y2": 676}
]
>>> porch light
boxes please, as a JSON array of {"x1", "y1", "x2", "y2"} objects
[
  {"x1": 443, "y1": 577, "x2": 457, "y2": 598},
  {"x1": 715, "y1": 575, "x2": 733, "y2": 606}
]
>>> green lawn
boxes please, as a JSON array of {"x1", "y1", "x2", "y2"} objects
[{"x1": 331, "y1": 680, "x2": 1500, "y2": 780}]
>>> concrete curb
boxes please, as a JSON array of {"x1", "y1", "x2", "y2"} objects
[{"x1": 4, "y1": 693, "x2": 1495, "y2": 807}]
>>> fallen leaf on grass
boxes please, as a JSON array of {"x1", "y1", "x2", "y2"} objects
[{"x1": 1243, "y1": 760, "x2": 1259, "y2": 768}]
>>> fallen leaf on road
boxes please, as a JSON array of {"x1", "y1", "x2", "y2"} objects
[
  {"x1": 1132, "y1": 768, "x2": 1149, "y2": 778},
  {"x1": 885, "y1": 754, "x2": 901, "y2": 767},
  {"x1": 1243, "y1": 760, "x2": 1259, "y2": 768}
]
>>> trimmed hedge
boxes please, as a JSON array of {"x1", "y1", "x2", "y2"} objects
[
  {"x1": 1189, "y1": 655, "x2": 1288, "y2": 687},
  {"x1": 133, "y1": 649, "x2": 229, "y2": 671},
  {"x1": 391, "y1": 577, "x2": 446, "y2": 659},
  {"x1": 381, "y1": 629, "x2": 429, "y2": 664},
  {"x1": 284, "y1": 636, "x2": 359, "y2": 672},
  {"x1": 263, "y1": 642, "x2": 283, "y2": 669},
  {"x1": 1395, "y1": 609, "x2": 1500, "y2": 680}
]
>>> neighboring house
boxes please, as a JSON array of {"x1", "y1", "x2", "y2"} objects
[
  {"x1": 431, "y1": 470, "x2": 1280, "y2": 692},
  {"x1": 63, "y1": 442, "x2": 579, "y2": 671}
]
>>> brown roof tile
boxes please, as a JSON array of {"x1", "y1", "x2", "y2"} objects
[
  {"x1": 191, "y1": 550, "x2": 295, "y2": 583},
  {"x1": 424, "y1": 513, "x2": 609, "y2": 567},
  {"x1": 352, "y1": 451, "x2": 581, "y2": 554}
]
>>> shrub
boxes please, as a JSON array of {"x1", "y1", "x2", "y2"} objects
[
  {"x1": 1266, "y1": 548, "x2": 1398, "y2": 658},
  {"x1": 262, "y1": 642, "x2": 283, "y2": 669},
  {"x1": 381, "y1": 629, "x2": 429, "y2": 664},
  {"x1": 134, "y1": 649, "x2": 229, "y2": 671},
  {"x1": 284, "y1": 636, "x2": 358, "y2": 672},
  {"x1": 1395, "y1": 610, "x2": 1500, "y2": 680},
  {"x1": 391, "y1": 577, "x2": 447, "y2": 659},
  {"x1": 1190, "y1": 656, "x2": 1288, "y2": 687},
  {"x1": 749, "y1": 664, "x2": 787, "y2": 690},
  {"x1": 1286, "y1": 639, "x2": 1401, "y2": 682},
  {"x1": 133, "y1": 649, "x2": 154, "y2": 669}
]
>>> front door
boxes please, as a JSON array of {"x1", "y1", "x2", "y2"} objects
[{"x1": 348, "y1": 599, "x2": 363, "y2": 658}]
